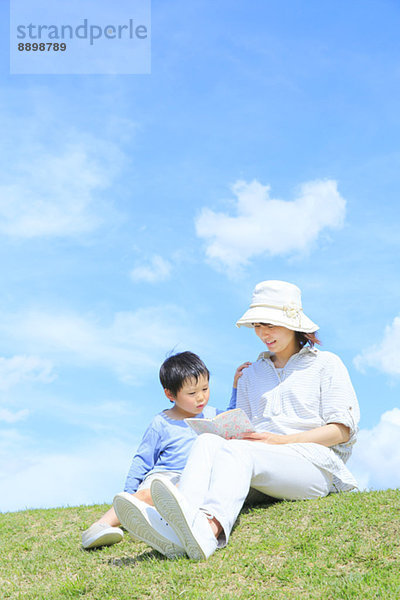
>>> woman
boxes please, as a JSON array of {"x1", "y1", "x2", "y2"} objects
[{"x1": 116, "y1": 280, "x2": 360, "y2": 560}]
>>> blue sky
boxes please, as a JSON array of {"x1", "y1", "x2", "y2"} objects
[{"x1": 1, "y1": 0, "x2": 400, "y2": 512}]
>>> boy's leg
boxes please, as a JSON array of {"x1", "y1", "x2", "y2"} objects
[
  {"x1": 83, "y1": 471, "x2": 182, "y2": 549},
  {"x1": 82, "y1": 510, "x2": 124, "y2": 550},
  {"x1": 96, "y1": 506, "x2": 120, "y2": 527},
  {"x1": 135, "y1": 488, "x2": 153, "y2": 505},
  {"x1": 88, "y1": 490, "x2": 150, "y2": 524},
  {"x1": 113, "y1": 492, "x2": 186, "y2": 558},
  {"x1": 82, "y1": 489, "x2": 155, "y2": 549}
]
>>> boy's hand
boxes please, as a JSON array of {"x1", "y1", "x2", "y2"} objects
[{"x1": 233, "y1": 362, "x2": 252, "y2": 388}]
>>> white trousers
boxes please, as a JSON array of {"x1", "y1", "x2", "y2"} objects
[{"x1": 178, "y1": 433, "x2": 332, "y2": 546}]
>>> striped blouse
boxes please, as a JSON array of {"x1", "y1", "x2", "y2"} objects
[{"x1": 236, "y1": 347, "x2": 360, "y2": 492}]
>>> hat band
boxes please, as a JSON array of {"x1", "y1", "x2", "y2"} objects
[{"x1": 249, "y1": 303, "x2": 303, "y2": 321}]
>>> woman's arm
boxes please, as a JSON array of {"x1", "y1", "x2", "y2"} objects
[
  {"x1": 240, "y1": 422, "x2": 350, "y2": 447},
  {"x1": 227, "y1": 362, "x2": 252, "y2": 410}
]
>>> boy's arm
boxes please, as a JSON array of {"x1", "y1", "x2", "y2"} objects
[
  {"x1": 226, "y1": 387, "x2": 237, "y2": 411},
  {"x1": 124, "y1": 420, "x2": 162, "y2": 494}
]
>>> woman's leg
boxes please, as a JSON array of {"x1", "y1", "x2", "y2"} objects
[
  {"x1": 248, "y1": 444, "x2": 332, "y2": 500},
  {"x1": 197, "y1": 439, "x2": 256, "y2": 545},
  {"x1": 200, "y1": 441, "x2": 332, "y2": 546},
  {"x1": 178, "y1": 433, "x2": 228, "y2": 507},
  {"x1": 157, "y1": 437, "x2": 331, "y2": 553}
]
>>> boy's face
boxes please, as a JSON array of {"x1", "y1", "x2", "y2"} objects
[{"x1": 167, "y1": 374, "x2": 210, "y2": 418}]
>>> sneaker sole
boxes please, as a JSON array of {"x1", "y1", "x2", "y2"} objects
[
  {"x1": 151, "y1": 479, "x2": 207, "y2": 560},
  {"x1": 82, "y1": 529, "x2": 123, "y2": 549},
  {"x1": 113, "y1": 494, "x2": 185, "y2": 559}
]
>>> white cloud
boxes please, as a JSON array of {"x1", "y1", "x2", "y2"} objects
[
  {"x1": 0, "y1": 306, "x2": 189, "y2": 385},
  {"x1": 348, "y1": 408, "x2": 400, "y2": 490},
  {"x1": 354, "y1": 316, "x2": 400, "y2": 376},
  {"x1": 0, "y1": 355, "x2": 55, "y2": 390},
  {"x1": 0, "y1": 408, "x2": 30, "y2": 423},
  {"x1": 0, "y1": 137, "x2": 123, "y2": 238},
  {"x1": 195, "y1": 179, "x2": 346, "y2": 270},
  {"x1": 130, "y1": 255, "x2": 172, "y2": 283}
]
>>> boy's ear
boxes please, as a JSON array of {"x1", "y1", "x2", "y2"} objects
[{"x1": 164, "y1": 388, "x2": 175, "y2": 403}]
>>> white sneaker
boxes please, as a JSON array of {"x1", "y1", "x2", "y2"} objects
[
  {"x1": 82, "y1": 522, "x2": 123, "y2": 549},
  {"x1": 113, "y1": 492, "x2": 185, "y2": 558},
  {"x1": 150, "y1": 476, "x2": 218, "y2": 560}
]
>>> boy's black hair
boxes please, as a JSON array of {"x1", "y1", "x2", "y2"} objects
[{"x1": 159, "y1": 351, "x2": 210, "y2": 396}]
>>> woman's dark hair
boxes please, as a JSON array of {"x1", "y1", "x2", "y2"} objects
[
  {"x1": 159, "y1": 351, "x2": 210, "y2": 396},
  {"x1": 295, "y1": 331, "x2": 321, "y2": 349}
]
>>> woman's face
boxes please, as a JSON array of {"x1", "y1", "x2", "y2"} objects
[{"x1": 253, "y1": 323, "x2": 298, "y2": 357}]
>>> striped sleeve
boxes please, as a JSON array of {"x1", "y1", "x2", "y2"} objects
[{"x1": 319, "y1": 353, "x2": 359, "y2": 439}]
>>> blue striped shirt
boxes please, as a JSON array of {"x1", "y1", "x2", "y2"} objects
[{"x1": 236, "y1": 347, "x2": 360, "y2": 492}]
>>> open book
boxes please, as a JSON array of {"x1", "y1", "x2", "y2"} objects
[{"x1": 185, "y1": 408, "x2": 255, "y2": 440}]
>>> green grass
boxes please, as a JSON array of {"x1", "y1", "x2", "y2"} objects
[{"x1": 1, "y1": 490, "x2": 400, "y2": 599}]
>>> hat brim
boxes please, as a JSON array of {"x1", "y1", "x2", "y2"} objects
[{"x1": 236, "y1": 306, "x2": 319, "y2": 333}]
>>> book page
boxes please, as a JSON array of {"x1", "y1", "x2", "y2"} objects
[{"x1": 185, "y1": 409, "x2": 254, "y2": 440}]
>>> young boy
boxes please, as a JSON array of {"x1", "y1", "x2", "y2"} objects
[{"x1": 82, "y1": 352, "x2": 248, "y2": 550}]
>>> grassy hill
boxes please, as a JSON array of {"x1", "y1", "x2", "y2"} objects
[{"x1": 1, "y1": 489, "x2": 399, "y2": 599}]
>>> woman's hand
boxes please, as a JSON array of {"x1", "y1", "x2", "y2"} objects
[
  {"x1": 239, "y1": 423, "x2": 351, "y2": 447},
  {"x1": 233, "y1": 362, "x2": 252, "y2": 388},
  {"x1": 239, "y1": 432, "x2": 288, "y2": 444}
]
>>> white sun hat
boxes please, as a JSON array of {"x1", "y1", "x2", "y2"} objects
[{"x1": 236, "y1": 280, "x2": 319, "y2": 333}]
